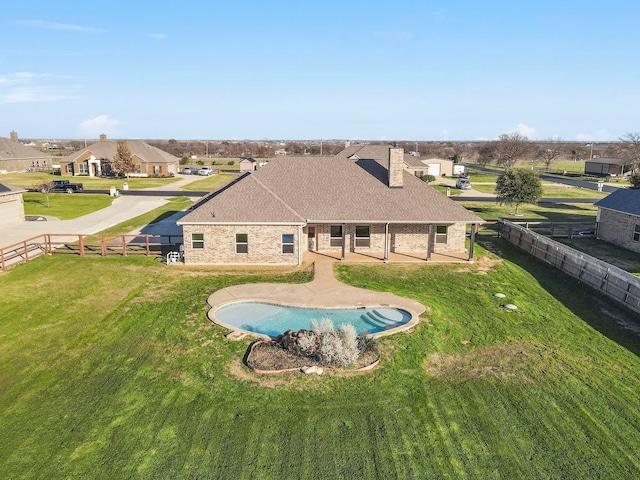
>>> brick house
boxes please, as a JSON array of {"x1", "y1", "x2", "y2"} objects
[
  {"x1": 177, "y1": 148, "x2": 484, "y2": 266},
  {"x1": 0, "y1": 182, "x2": 27, "y2": 227},
  {"x1": 61, "y1": 135, "x2": 178, "y2": 177},
  {"x1": 595, "y1": 188, "x2": 640, "y2": 253},
  {"x1": 0, "y1": 132, "x2": 53, "y2": 173}
]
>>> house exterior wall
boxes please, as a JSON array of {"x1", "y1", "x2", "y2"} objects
[
  {"x1": 182, "y1": 224, "x2": 302, "y2": 265},
  {"x1": 596, "y1": 209, "x2": 640, "y2": 254},
  {"x1": 0, "y1": 193, "x2": 25, "y2": 224},
  {"x1": 0, "y1": 157, "x2": 52, "y2": 172},
  {"x1": 312, "y1": 223, "x2": 466, "y2": 255}
]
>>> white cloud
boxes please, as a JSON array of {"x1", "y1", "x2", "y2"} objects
[
  {"x1": 77, "y1": 115, "x2": 120, "y2": 137},
  {"x1": 13, "y1": 19, "x2": 104, "y2": 33},
  {"x1": 515, "y1": 123, "x2": 536, "y2": 138},
  {"x1": 145, "y1": 33, "x2": 167, "y2": 40},
  {"x1": 0, "y1": 72, "x2": 80, "y2": 103}
]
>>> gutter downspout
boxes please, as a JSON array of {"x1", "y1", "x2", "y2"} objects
[
  {"x1": 384, "y1": 222, "x2": 389, "y2": 263},
  {"x1": 298, "y1": 224, "x2": 303, "y2": 266},
  {"x1": 468, "y1": 223, "x2": 476, "y2": 261},
  {"x1": 341, "y1": 223, "x2": 346, "y2": 260}
]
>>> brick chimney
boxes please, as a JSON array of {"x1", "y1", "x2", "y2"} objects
[
  {"x1": 388, "y1": 147, "x2": 404, "y2": 188},
  {"x1": 10, "y1": 130, "x2": 18, "y2": 141},
  {"x1": 100, "y1": 133, "x2": 107, "y2": 142}
]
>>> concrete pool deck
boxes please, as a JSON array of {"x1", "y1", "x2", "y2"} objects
[{"x1": 206, "y1": 252, "x2": 427, "y2": 338}]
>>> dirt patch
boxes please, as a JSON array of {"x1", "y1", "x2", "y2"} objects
[
  {"x1": 424, "y1": 342, "x2": 539, "y2": 383},
  {"x1": 227, "y1": 357, "x2": 294, "y2": 389},
  {"x1": 245, "y1": 341, "x2": 380, "y2": 373}
]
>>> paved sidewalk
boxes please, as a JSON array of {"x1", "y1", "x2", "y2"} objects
[
  {"x1": 0, "y1": 174, "x2": 205, "y2": 248},
  {"x1": 206, "y1": 252, "x2": 427, "y2": 339}
]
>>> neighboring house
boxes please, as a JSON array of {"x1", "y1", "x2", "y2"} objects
[
  {"x1": 585, "y1": 158, "x2": 633, "y2": 177},
  {"x1": 61, "y1": 134, "x2": 179, "y2": 177},
  {"x1": 0, "y1": 182, "x2": 27, "y2": 227},
  {"x1": 0, "y1": 132, "x2": 53, "y2": 173},
  {"x1": 239, "y1": 157, "x2": 257, "y2": 172},
  {"x1": 403, "y1": 156, "x2": 456, "y2": 177},
  {"x1": 177, "y1": 148, "x2": 484, "y2": 266},
  {"x1": 594, "y1": 188, "x2": 640, "y2": 253}
]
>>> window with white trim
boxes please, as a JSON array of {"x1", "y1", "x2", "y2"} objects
[
  {"x1": 282, "y1": 234, "x2": 295, "y2": 254},
  {"x1": 355, "y1": 225, "x2": 371, "y2": 247},
  {"x1": 235, "y1": 233, "x2": 248, "y2": 253},
  {"x1": 191, "y1": 233, "x2": 204, "y2": 249},
  {"x1": 78, "y1": 163, "x2": 88, "y2": 175},
  {"x1": 330, "y1": 225, "x2": 343, "y2": 247},
  {"x1": 634, "y1": 224, "x2": 640, "y2": 242},
  {"x1": 435, "y1": 225, "x2": 448, "y2": 244}
]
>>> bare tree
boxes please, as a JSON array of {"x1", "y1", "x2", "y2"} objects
[
  {"x1": 34, "y1": 180, "x2": 55, "y2": 208},
  {"x1": 618, "y1": 132, "x2": 640, "y2": 173},
  {"x1": 494, "y1": 133, "x2": 533, "y2": 169},
  {"x1": 112, "y1": 140, "x2": 136, "y2": 177},
  {"x1": 537, "y1": 140, "x2": 563, "y2": 170},
  {"x1": 477, "y1": 142, "x2": 497, "y2": 165}
]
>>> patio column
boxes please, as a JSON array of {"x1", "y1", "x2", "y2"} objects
[
  {"x1": 341, "y1": 223, "x2": 346, "y2": 260},
  {"x1": 383, "y1": 222, "x2": 389, "y2": 263},
  {"x1": 468, "y1": 223, "x2": 477, "y2": 261},
  {"x1": 426, "y1": 224, "x2": 434, "y2": 261}
]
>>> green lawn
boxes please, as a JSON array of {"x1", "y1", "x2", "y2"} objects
[
  {"x1": 0, "y1": 249, "x2": 638, "y2": 478},
  {"x1": 462, "y1": 201, "x2": 598, "y2": 223},
  {"x1": 1, "y1": 172, "x2": 179, "y2": 190},
  {"x1": 471, "y1": 183, "x2": 608, "y2": 199},
  {"x1": 94, "y1": 197, "x2": 193, "y2": 235},
  {"x1": 23, "y1": 193, "x2": 114, "y2": 219},
  {"x1": 181, "y1": 173, "x2": 237, "y2": 191}
]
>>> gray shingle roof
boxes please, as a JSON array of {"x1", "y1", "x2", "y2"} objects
[
  {"x1": 586, "y1": 158, "x2": 631, "y2": 166},
  {"x1": 180, "y1": 156, "x2": 484, "y2": 225},
  {"x1": 336, "y1": 144, "x2": 394, "y2": 161},
  {"x1": 62, "y1": 140, "x2": 178, "y2": 164},
  {"x1": 594, "y1": 188, "x2": 640, "y2": 216},
  {"x1": 0, "y1": 137, "x2": 51, "y2": 160},
  {"x1": 0, "y1": 182, "x2": 27, "y2": 196}
]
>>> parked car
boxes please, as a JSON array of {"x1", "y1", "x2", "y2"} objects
[
  {"x1": 198, "y1": 166, "x2": 213, "y2": 176},
  {"x1": 50, "y1": 179, "x2": 84, "y2": 193},
  {"x1": 181, "y1": 167, "x2": 197, "y2": 175},
  {"x1": 455, "y1": 178, "x2": 472, "y2": 190}
]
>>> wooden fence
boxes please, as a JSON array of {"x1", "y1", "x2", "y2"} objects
[
  {"x1": 499, "y1": 220, "x2": 640, "y2": 315},
  {"x1": 0, "y1": 234, "x2": 183, "y2": 271},
  {"x1": 507, "y1": 221, "x2": 596, "y2": 239}
]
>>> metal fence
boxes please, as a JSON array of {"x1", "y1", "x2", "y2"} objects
[{"x1": 499, "y1": 220, "x2": 640, "y2": 315}]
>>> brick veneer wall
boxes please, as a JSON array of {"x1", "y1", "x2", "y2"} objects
[
  {"x1": 312, "y1": 223, "x2": 467, "y2": 254},
  {"x1": 0, "y1": 193, "x2": 25, "y2": 222},
  {"x1": 596, "y1": 210, "x2": 640, "y2": 254},
  {"x1": 182, "y1": 224, "x2": 302, "y2": 265}
]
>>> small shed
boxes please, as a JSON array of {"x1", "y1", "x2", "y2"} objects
[
  {"x1": 0, "y1": 182, "x2": 27, "y2": 227},
  {"x1": 594, "y1": 188, "x2": 640, "y2": 253},
  {"x1": 403, "y1": 156, "x2": 455, "y2": 177},
  {"x1": 239, "y1": 157, "x2": 257, "y2": 172},
  {"x1": 585, "y1": 158, "x2": 633, "y2": 177}
]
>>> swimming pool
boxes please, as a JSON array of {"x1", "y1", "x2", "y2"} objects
[{"x1": 214, "y1": 301, "x2": 412, "y2": 337}]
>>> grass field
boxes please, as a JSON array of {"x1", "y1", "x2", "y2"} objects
[
  {"x1": 180, "y1": 173, "x2": 237, "y2": 191},
  {"x1": 470, "y1": 183, "x2": 608, "y2": 199},
  {"x1": 461, "y1": 201, "x2": 598, "y2": 223},
  {"x1": 23, "y1": 193, "x2": 114, "y2": 219},
  {"x1": 0, "y1": 172, "x2": 179, "y2": 190},
  {"x1": 0, "y1": 245, "x2": 638, "y2": 478},
  {"x1": 94, "y1": 197, "x2": 193, "y2": 235}
]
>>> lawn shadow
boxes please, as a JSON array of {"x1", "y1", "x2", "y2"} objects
[{"x1": 480, "y1": 237, "x2": 640, "y2": 357}]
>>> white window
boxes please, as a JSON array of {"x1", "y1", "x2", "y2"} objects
[
  {"x1": 355, "y1": 225, "x2": 370, "y2": 247},
  {"x1": 330, "y1": 225, "x2": 343, "y2": 247},
  {"x1": 78, "y1": 163, "x2": 88, "y2": 175},
  {"x1": 634, "y1": 224, "x2": 640, "y2": 242},
  {"x1": 282, "y1": 234, "x2": 294, "y2": 254},
  {"x1": 154, "y1": 165, "x2": 161, "y2": 175},
  {"x1": 436, "y1": 225, "x2": 448, "y2": 244},
  {"x1": 236, "y1": 233, "x2": 248, "y2": 253},
  {"x1": 191, "y1": 233, "x2": 204, "y2": 249}
]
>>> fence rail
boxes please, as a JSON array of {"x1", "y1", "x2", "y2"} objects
[
  {"x1": 499, "y1": 220, "x2": 640, "y2": 315},
  {"x1": 0, "y1": 234, "x2": 183, "y2": 271}
]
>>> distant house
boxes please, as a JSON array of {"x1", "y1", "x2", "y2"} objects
[
  {"x1": 0, "y1": 132, "x2": 53, "y2": 173},
  {"x1": 239, "y1": 157, "x2": 256, "y2": 172},
  {"x1": 177, "y1": 147, "x2": 484, "y2": 266},
  {"x1": 0, "y1": 182, "x2": 27, "y2": 227},
  {"x1": 594, "y1": 188, "x2": 640, "y2": 253},
  {"x1": 585, "y1": 158, "x2": 633, "y2": 177},
  {"x1": 61, "y1": 134, "x2": 179, "y2": 177}
]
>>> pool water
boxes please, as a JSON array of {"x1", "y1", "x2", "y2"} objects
[{"x1": 214, "y1": 301, "x2": 412, "y2": 337}]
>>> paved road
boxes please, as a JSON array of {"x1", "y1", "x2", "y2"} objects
[{"x1": 0, "y1": 174, "x2": 205, "y2": 248}]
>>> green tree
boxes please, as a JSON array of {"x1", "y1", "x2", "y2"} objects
[
  {"x1": 112, "y1": 140, "x2": 135, "y2": 177},
  {"x1": 495, "y1": 169, "x2": 542, "y2": 215}
]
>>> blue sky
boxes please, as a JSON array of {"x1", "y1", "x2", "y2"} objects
[{"x1": 1, "y1": 1, "x2": 638, "y2": 141}]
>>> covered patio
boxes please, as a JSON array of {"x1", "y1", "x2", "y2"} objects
[{"x1": 303, "y1": 250, "x2": 471, "y2": 264}]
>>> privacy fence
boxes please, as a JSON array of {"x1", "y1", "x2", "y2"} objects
[
  {"x1": 499, "y1": 220, "x2": 640, "y2": 315},
  {"x1": 0, "y1": 234, "x2": 183, "y2": 271}
]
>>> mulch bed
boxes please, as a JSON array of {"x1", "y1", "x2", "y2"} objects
[{"x1": 245, "y1": 341, "x2": 380, "y2": 373}]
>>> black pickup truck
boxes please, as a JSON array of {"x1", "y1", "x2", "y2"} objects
[{"x1": 50, "y1": 179, "x2": 84, "y2": 193}]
